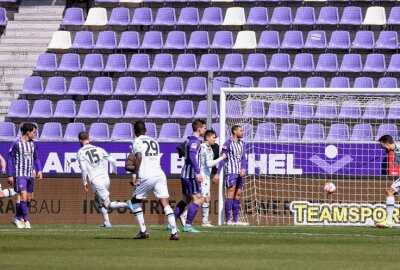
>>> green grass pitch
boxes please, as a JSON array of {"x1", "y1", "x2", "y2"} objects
[{"x1": 0, "y1": 225, "x2": 399, "y2": 270}]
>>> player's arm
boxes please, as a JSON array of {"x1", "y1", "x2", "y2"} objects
[
  {"x1": 6, "y1": 142, "x2": 17, "y2": 184},
  {"x1": 206, "y1": 149, "x2": 226, "y2": 168},
  {"x1": 103, "y1": 149, "x2": 117, "y2": 174},
  {"x1": 216, "y1": 141, "x2": 230, "y2": 175},
  {"x1": 125, "y1": 153, "x2": 135, "y2": 173},
  {"x1": 240, "y1": 142, "x2": 248, "y2": 177},
  {"x1": 387, "y1": 150, "x2": 397, "y2": 176},
  {"x1": 131, "y1": 139, "x2": 142, "y2": 186},
  {"x1": 77, "y1": 152, "x2": 89, "y2": 190},
  {"x1": 189, "y1": 142, "x2": 202, "y2": 182},
  {"x1": 0, "y1": 154, "x2": 6, "y2": 174},
  {"x1": 33, "y1": 142, "x2": 43, "y2": 180}
]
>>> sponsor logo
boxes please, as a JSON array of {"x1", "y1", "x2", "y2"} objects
[{"x1": 309, "y1": 145, "x2": 353, "y2": 174}]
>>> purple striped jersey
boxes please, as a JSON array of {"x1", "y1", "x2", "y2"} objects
[
  {"x1": 218, "y1": 138, "x2": 247, "y2": 175},
  {"x1": 180, "y1": 135, "x2": 201, "y2": 179},
  {"x1": 7, "y1": 138, "x2": 42, "y2": 178}
]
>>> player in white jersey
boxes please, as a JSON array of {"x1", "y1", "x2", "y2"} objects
[
  {"x1": 77, "y1": 131, "x2": 129, "y2": 228},
  {"x1": 126, "y1": 121, "x2": 179, "y2": 240},
  {"x1": 199, "y1": 130, "x2": 226, "y2": 227}
]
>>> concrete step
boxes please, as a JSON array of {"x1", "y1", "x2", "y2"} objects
[
  {"x1": 4, "y1": 31, "x2": 54, "y2": 38},
  {"x1": 18, "y1": 6, "x2": 65, "y2": 13},
  {"x1": 0, "y1": 52, "x2": 39, "y2": 61},
  {"x1": 0, "y1": 68, "x2": 33, "y2": 76},
  {"x1": 1, "y1": 37, "x2": 50, "y2": 44},
  {"x1": 0, "y1": 77, "x2": 27, "y2": 84},
  {"x1": 7, "y1": 22, "x2": 60, "y2": 30},
  {"x1": 0, "y1": 84, "x2": 23, "y2": 91},
  {"x1": 0, "y1": 44, "x2": 48, "y2": 52},
  {"x1": 0, "y1": 61, "x2": 36, "y2": 68},
  {"x1": 14, "y1": 14, "x2": 63, "y2": 21}
]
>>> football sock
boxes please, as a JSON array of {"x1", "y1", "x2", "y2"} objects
[
  {"x1": 109, "y1": 201, "x2": 128, "y2": 210},
  {"x1": 232, "y1": 199, "x2": 241, "y2": 222},
  {"x1": 173, "y1": 200, "x2": 187, "y2": 220},
  {"x1": 225, "y1": 198, "x2": 233, "y2": 222},
  {"x1": 185, "y1": 203, "x2": 199, "y2": 225},
  {"x1": 99, "y1": 206, "x2": 110, "y2": 225},
  {"x1": 202, "y1": 203, "x2": 210, "y2": 224},
  {"x1": 20, "y1": 201, "x2": 29, "y2": 222},
  {"x1": 164, "y1": 205, "x2": 177, "y2": 234},
  {"x1": 386, "y1": 196, "x2": 395, "y2": 221},
  {"x1": 132, "y1": 203, "x2": 146, "y2": 233}
]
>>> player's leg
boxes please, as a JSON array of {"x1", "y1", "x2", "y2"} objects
[
  {"x1": 182, "y1": 178, "x2": 203, "y2": 233},
  {"x1": 15, "y1": 177, "x2": 31, "y2": 228},
  {"x1": 377, "y1": 185, "x2": 397, "y2": 228},
  {"x1": 94, "y1": 194, "x2": 112, "y2": 228},
  {"x1": 128, "y1": 179, "x2": 152, "y2": 239},
  {"x1": 0, "y1": 183, "x2": 17, "y2": 198},
  {"x1": 173, "y1": 178, "x2": 191, "y2": 221},
  {"x1": 24, "y1": 178, "x2": 35, "y2": 228},
  {"x1": 103, "y1": 198, "x2": 128, "y2": 210},
  {"x1": 225, "y1": 186, "x2": 235, "y2": 225},
  {"x1": 201, "y1": 177, "x2": 212, "y2": 226}
]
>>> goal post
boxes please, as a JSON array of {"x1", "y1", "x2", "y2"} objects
[{"x1": 218, "y1": 88, "x2": 400, "y2": 226}]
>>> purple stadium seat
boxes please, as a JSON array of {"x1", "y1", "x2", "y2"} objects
[
  {"x1": 22, "y1": 76, "x2": 43, "y2": 95},
  {"x1": 267, "y1": 101, "x2": 289, "y2": 118},
  {"x1": 376, "y1": 124, "x2": 398, "y2": 141},
  {"x1": 243, "y1": 101, "x2": 265, "y2": 119},
  {"x1": 257, "y1": 31, "x2": 280, "y2": 49},
  {"x1": 164, "y1": 31, "x2": 186, "y2": 49},
  {"x1": 175, "y1": 54, "x2": 197, "y2": 72},
  {"x1": 200, "y1": 7, "x2": 223, "y2": 25},
  {"x1": 91, "y1": 77, "x2": 113, "y2": 95},
  {"x1": 330, "y1": 77, "x2": 350, "y2": 88},
  {"x1": 128, "y1": 54, "x2": 150, "y2": 72},
  {"x1": 317, "y1": 6, "x2": 339, "y2": 25},
  {"x1": 7, "y1": 100, "x2": 29, "y2": 118},
  {"x1": 145, "y1": 123, "x2": 157, "y2": 139},
  {"x1": 291, "y1": 101, "x2": 314, "y2": 119},
  {"x1": 71, "y1": 31, "x2": 94, "y2": 49},
  {"x1": 211, "y1": 31, "x2": 233, "y2": 49},
  {"x1": 306, "y1": 77, "x2": 326, "y2": 88},
  {"x1": 304, "y1": 31, "x2": 327, "y2": 49},
  {"x1": 117, "y1": 31, "x2": 140, "y2": 50},
  {"x1": 353, "y1": 77, "x2": 373, "y2": 88},
  {"x1": 234, "y1": 76, "x2": 254, "y2": 88},
  {"x1": 0, "y1": 7, "x2": 6, "y2": 26},
  {"x1": 302, "y1": 123, "x2": 325, "y2": 142},
  {"x1": 154, "y1": 7, "x2": 176, "y2": 26},
  {"x1": 315, "y1": 53, "x2": 338, "y2": 73},
  {"x1": 350, "y1": 124, "x2": 373, "y2": 142},
  {"x1": 81, "y1": 54, "x2": 104, "y2": 72},
  {"x1": 388, "y1": 7, "x2": 400, "y2": 26},
  {"x1": 363, "y1": 54, "x2": 386, "y2": 73},
  {"x1": 198, "y1": 54, "x2": 220, "y2": 72},
  {"x1": 58, "y1": 53, "x2": 80, "y2": 72},
  {"x1": 339, "y1": 54, "x2": 362, "y2": 73},
  {"x1": 161, "y1": 76, "x2": 184, "y2": 95},
  {"x1": 94, "y1": 31, "x2": 117, "y2": 50},
  {"x1": 100, "y1": 100, "x2": 123, "y2": 119},
  {"x1": 108, "y1": 7, "x2": 130, "y2": 26},
  {"x1": 44, "y1": 76, "x2": 67, "y2": 95},
  {"x1": 293, "y1": 7, "x2": 315, "y2": 26},
  {"x1": 61, "y1": 8, "x2": 84, "y2": 26},
  {"x1": 270, "y1": 7, "x2": 292, "y2": 26},
  {"x1": 89, "y1": 123, "x2": 109, "y2": 141},
  {"x1": 67, "y1": 76, "x2": 90, "y2": 95},
  {"x1": 148, "y1": 100, "x2": 171, "y2": 118},
  {"x1": 64, "y1": 123, "x2": 85, "y2": 141},
  {"x1": 114, "y1": 77, "x2": 136, "y2": 96},
  {"x1": 352, "y1": 31, "x2": 375, "y2": 50},
  {"x1": 182, "y1": 123, "x2": 193, "y2": 139},
  {"x1": 221, "y1": 54, "x2": 244, "y2": 72},
  {"x1": 124, "y1": 100, "x2": 147, "y2": 118},
  {"x1": 187, "y1": 31, "x2": 210, "y2": 49},
  {"x1": 211, "y1": 123, "x2": 223, "y2": 138},
  {"x1": 159, "y1": 123, "x2": 181, "y2": 141},
  {"x1": 246, "y1": 7, "x2": 268, "y2": 25},
  {"x1": 258, "y1": 77, "x2": 278, "y2": 88},
  {"x1": 291, "y1": 53, "x2": 314, "y2": 72},
  {"x1": 171, "y1": 100, "x2": 194, "y2": 118},
  {"x1": 281, "y1": 76, "x2": 301, "y2": 88},
  {"x1": 338, "y1": 101, "x2": 361, "y2": 119},
  {"x1": 279, "y1": 123, "x2": 301, "y2": 141},
  {"x1": 268, "y1": 53, "x2": 291, "y2": 72},
  {"x1": 131, "y1": 8, "x2": 153, "y2": 26},
  {"x1": 111, "y1": 123, "x2": 133, "y2": 141},
  {"x1": 35, "y1": 53, "x2": 57, "y2": 72},
  {"x1": 178, "y1": 7, "x2": 199, "y2": 25},
  {"x1": 226, "y1": 100, "x2": 242, "y2": 118},
  {"x1": 104, "y1": 54, "x2": 127, "y2": 72},
  {"x1": 314, "y1": 101, "x2": 337, "y2": 119},
  {"x1": 362, "y1": 100, "x2": 386, "y2": 119},
  {"x1": 375, "y1": 31, "x2": 398, "y2": 50},
  {"x1": 378, "y1": 77, "x2": 398, "y2": 88},
  {"x1": 213, "y1": 76, "x2": 230, "y2": 95},
  {"x1": 387, "y1": 101, "x2": 400, "y2": 119},
  {"x1": 30, "y1": 99, "x2": 52, "y2": 118},
  {"x1": 327, "y1": 124, "x2": 350, "y2": 141},
  {"x1": 0, "y1": 122, "x2": 16, "y2": 140},
  {"x1": 185, "y1": 77, "x2": 207, "y2": 95},
  {"x1": 281, "y1": 31, "x2": 303, "y2": 49},
  {"x1": 137, "y1": 77, "x2": 160, "y2": 95},
  {"x1": 40, "y1": 123, "x2": 62, "y2": 140},
  {"x1": 340, "y1": 6, "x2": 363, "y2": 25},
  {"x1": 53, "y1": 100, "x2": 76, "y2": 118},
  {"x1": 388, "y1": 54, "x2": 400, "y2": 72},
  {"x1": 152, "y1": 53, "x2": 174, "y2": 72},
  {"x1": 141, "y1": 31, "x2": 163, "y2": 49},
  {"x1": 244, "y1": 53, "x2": 267, "y2": 72},
  {"x1": 195, "y1": 100, "x2": 218, "y2": 118},
  {"x1": 76, "y1": 100, "x2": 100, "y2": 118},
  {"x1": 328, "y1": 31, "x2": 350, "y2": 50},
  {"x1": 254, "y1": 123, "x2": 277, "y2": 141}
]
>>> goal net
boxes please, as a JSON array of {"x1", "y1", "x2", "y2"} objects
[{"x1": 218, "y1": 88, "x2": 400, "y2": 226}]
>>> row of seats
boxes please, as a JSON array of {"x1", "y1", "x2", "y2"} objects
[
  {"x1": 35, "y1": 52, "x2": 400, "y2": 73},
  {"x1": 20, "y1": 76, "x2": 400, "y2": 97},
  {"x1": 48, "y1": 30, "x2": 400, "y2": 50},
  {"x1": 95, "y1": 0, "x2": 400, "y2": 3},
  {"x1": 61, "y1": 6, "x2": 395, "y2": 27},
  {"x1": 0, "y1": 121, "x2": 396, "y2": 142},
  {"x1": 8, "y1": 98, "x2": 400, "y2": 120}
]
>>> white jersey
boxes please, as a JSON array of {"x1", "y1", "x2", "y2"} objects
[
  {"x1": 131, "y1": 135, "x2": 165, "y2": 180},
  {"x1": 200, "y1": 143, "x2": 225, "y2": 177},
  {"x1": 77, "y1": 144, "x2": 116, "y2": 184}
]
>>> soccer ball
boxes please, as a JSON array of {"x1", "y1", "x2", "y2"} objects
[{"x1": 324, "y1": 182, "x2": 336, "y2": 194}]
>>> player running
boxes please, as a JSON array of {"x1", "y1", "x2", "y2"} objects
[
  {"x1": 7, "y1": 122, "x2": 42, "y2": 229},
  {"x1": 127, "y1": 121, "x2": 179, "y2": 240},
  {"x1": 213, "y1": 125, "x2": 248, "y2": 226},
  {"x1": 77, "y1": 131, "x2": 129, "y2": 228},
  {"x1": 173, "y1": 119, "x2": 206, "y2": 233},
  {"x1": 0, "y1": 153, "x2": 17, "y2": 199},
  {"x1": 199, "y1": 130, "x2": 226, "y2": 227},
  {"x1": 376, "y1": 135, "x2": 400, "y2": 228}
]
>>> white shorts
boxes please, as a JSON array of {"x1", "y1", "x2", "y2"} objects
[
  {"x1": 91, "y1": 177, "x2": 110, "y2": 203},
  {"x1": 133, "y1": 175, "x2": 169, "y2": 200},
  {"x1": 201, "y1": 175, "x2": 211, "y2": 197},
  {"x1": 391, "y1": 178, "x2": 400, "y2": 193}
]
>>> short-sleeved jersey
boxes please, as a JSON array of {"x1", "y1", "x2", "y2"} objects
[
  {"x1": 393, "y1": 143, "x2": 400, "y2": 165},
  {"x1": 180, "y1": 136, "x2": 201, "y2": 179},
  {"x1": 200, "y1": 143, "x2": 215, "y2": 176},
  {"x1": 131, "y1": 135, "x2": 164, "y2": 180},
  {"x1": 221, "y1": 138, "x2": 247, "y2": 175},
  {"x1": 7, "y1": 138, "x2": 41, "y2": 178},
  {"x1": 77, "y1": 144, "x2": 111, "y2": 182}
]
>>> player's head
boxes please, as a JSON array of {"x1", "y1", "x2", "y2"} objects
[
  {"x1": 204, "y1": 130, "x2": 217, "y2": 145},
  {"x1": 78, "y1": 131, "x2": 90, "y2": 146},
  {"x1": 21, "y1": 122, "x2": 37, "y2": 140},
  {"x1": 379, "y1": 135, "x2": 395, "y2": 152},
  {"x1": 231, "y1": 125, "x2": 243, "y2": 139},
  {"x1": 192, "y1": 119, "x2": 206, "y2": 137},
  {"x1": 134, "y1": 121, "x2": 146, "y2": 137}
]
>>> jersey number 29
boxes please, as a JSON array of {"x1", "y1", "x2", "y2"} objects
[{"x1": 142, "y1": 140, "x2": 159, "y2": 157}]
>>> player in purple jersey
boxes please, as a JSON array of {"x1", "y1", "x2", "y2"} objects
[
  {"x1": 7, "y1": 123, "x2": 43, "y2": 229},
  {"x1": 173, "y1": 119, "x2": 206, "y2": 233},
  {"x1": 0, "y1": 153, "x2": 17, "y2": 199},
  {"x1": 213, "y1": 125, "x2": 248, "y2": 226}
]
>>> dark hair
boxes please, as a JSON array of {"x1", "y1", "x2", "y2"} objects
[
  {"x1": 192, "y1": 119, "x2": 206, "y2": 132},
  {"x1": 231, "y1": 125, "x2": 242, "y2": 135},
  {"x1": 134, "y1": 121, "x2": 146, "y2": 135},
  {"x1": 78, "y1": 131, "x2": 89, "y2": 141},
  {"x1": 20, "y1": 122, "x2": 37, "y2": 135},
  {"x1": 378, "y1": 135, "x2": 394, "y2": 144},
  {"x1": 204, "y1": 130, "x2": 216, "y2": 139}
]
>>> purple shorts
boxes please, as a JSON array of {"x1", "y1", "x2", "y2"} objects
[
  {"x1": 225, "y1": 174, "x2": 243, "y2": 189},
  {"x1": 15, "y1": 177, "x2": 34, "y2": 193},
  {"x1": 180, "y1": 177, "x2": 201, "y2": 195}
]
